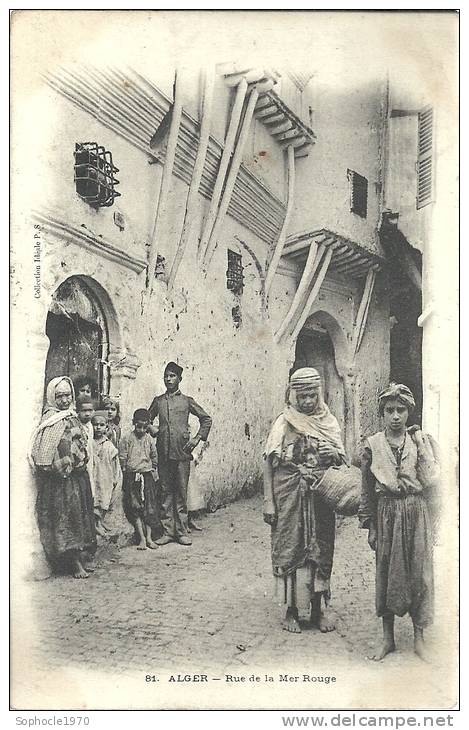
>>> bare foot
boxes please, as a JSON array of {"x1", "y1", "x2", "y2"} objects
[
  {"x1": 282, "y1": 610, "x2": 302, "y2": 633},
  {"x1": 146, "y1": 539, "x2": 158, "y2": 549},
  {"x1": 310, "y1": 603, "x2": 335, "y2": 632},
  {"x1": 137, "y1": 540, "x2": 147, "y2": 551},
  {"x1": 72, "y1": 559, "x2": 89, "y2": 579},
  {"x1": 414, "y1": 636, "x2": 430, "y2": 662},
  {"x1": 368, "y1": 641, "x2": 396, "y2": 661},
  {"x1": 318, "y1": 608, "x2": 336, "y2": 633}
]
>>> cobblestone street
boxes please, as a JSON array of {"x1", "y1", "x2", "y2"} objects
[{"x1": 19, "y1": 495, "x2": 456, "y2": 711}]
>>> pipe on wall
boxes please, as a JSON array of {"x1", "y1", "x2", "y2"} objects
[
  {"x1": 167, "y1": 68, "x2": 215, "y2": 292},
  {"x1": 265, "y1": 143, "x2": 296, "y2": 296}
]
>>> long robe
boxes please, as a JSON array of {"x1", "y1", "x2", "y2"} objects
[
  {"x1": 268, "y1": 423, "x2": 342, "y2": 609},
  {"x1": 34, "y1": 412, "x2": 96, "y2": 565},
  {"x1": 359, "y1": 431, "x2": 438, "y2": 628}
]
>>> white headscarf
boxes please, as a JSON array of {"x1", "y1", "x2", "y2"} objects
[
  {"x1": 265, "y1": 368, "x2": 346, "y2": 459},
  {"x1": 29, "y1": 376, "x2": 76, "y2": 468}
]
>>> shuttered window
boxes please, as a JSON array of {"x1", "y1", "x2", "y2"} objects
[
  {"x1": 348, "y1": 170, "x2": 368, "y2": 218},
  {"x1": 417, "y1": 107, "x2": 433, "y2": 209}
]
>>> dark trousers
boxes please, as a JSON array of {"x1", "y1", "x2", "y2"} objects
[{"x1": 159, "y1": 459, "x2": 191, "y2": 538}]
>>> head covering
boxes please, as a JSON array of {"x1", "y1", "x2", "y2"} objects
[
  {"x1": 265, "y1": 368, "x2": 346, "y2": 460},
  {"x1": 29, "y1": 376, "x2": 77, "y2": 468},
  {"x1": 133, "y1": 408, "x2": 150, "y2": 423},
  {"x1": 164, "y1": 361, "x2": 183, "y2": 379},
  {"x1": 378, "y1": 382, "x2": 416, "y2": 415},
  {"x1": 289, "y1": 367, "x2": 322, "y2": 391}
]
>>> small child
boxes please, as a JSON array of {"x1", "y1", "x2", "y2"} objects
[
  {"x1": 91, "y1": 411, "x2": 123, "y2": 537},
  {"x1": 359, "y1": 383, "x2": 440, "y2": 662},
  {"x1": 119, "y1": 408, "x2": 159, "y2": 550},
  {"x1": 76, "y1": 393, "x2": 96, "y2": 501},
  {"x1": 102, "y1": 396, "x2": 121, "y2": 449},
  {"x1": 74, "y1": 375, "x2": 98, "y2": 401}
]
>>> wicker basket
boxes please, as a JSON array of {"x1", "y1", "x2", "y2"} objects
[{"x1": 314, "y1": 464, "x2": 361, "y2": 516}]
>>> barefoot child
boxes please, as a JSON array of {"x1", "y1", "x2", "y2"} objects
[
  {"x1": 119, "y1": 408, "x2": 159, "y2": 550},
  {"x1": 359, "y1": 383, "x2": 440, "y2": 661},
  {"x1": 92, "y1": 411, "x2": 123, "y2": 536},
  {"x1": 102, "y1": 396, "x2": 121, "y2": 449}
]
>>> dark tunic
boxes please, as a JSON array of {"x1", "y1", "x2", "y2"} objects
[
  {"x1": 35, "y1": 415, "x2": 96, "y2": 565},
  {"x1": 148, "y1": 390, "x2": 212, "y2": 462}
]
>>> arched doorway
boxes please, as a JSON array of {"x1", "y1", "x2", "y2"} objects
[
  {"x1": 44, "y1": 276, "x2": 110, "y2": 401},
  {"x1": 294, "y1": 321, "x2": 345, "y2": 434}
]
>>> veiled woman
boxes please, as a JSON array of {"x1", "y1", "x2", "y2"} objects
[
  {"x1": 263, "y1": 367, "x2": 346, "y2": 633},
  {"x1": 30, "y1": 376, "x2": 97, "y2": 578}
]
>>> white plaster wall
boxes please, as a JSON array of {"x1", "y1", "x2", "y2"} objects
[{"x1": 291, "y1": 79, "x2": 385, "y2": 253}]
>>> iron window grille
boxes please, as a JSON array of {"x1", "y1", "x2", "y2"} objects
[
  {"x1": 74, "y1": 143, "x2": 121, "y2": 208},
  {"x1": 416, "y1": 107, "x2": 433, "y2": 209},
  {"x1": 226, "y1": 249, "x2": 244, "y2": 295},
  {"x1": 348, "y1": 169, "x2": 368, "y2": 218}
]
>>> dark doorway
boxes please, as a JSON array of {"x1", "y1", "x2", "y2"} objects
[
  {"x1": 294, "y1": 325, "x2": 345, "y2": 433},
  {"x1": 44, "y1": 277, "x2": 110, "y2": 403},
  {"x1": 381, "y1": 222, "x2": 423, "y2": 425}
]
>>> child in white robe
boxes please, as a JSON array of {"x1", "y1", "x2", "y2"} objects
[{"x1": 92, "y1": 411, "x2": 123, "y2": 536}]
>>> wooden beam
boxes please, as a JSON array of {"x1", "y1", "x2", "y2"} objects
[
  {"x1": 283, "y1": 232, "x2": 329, "y2": 256},
  {"x1": 167, "y1": 68, "x2": 214, "y2": 292},
  {"x1": 352, "y1": 268, "x2": 377, "y2": 357},
  {"x1": 198, "y1": 78, "x2": 248, "y2": 264},
  {"x1": 203, "y1": 87, "x2": 260, "y2": 270},
  {"x1": 274, "y1": 241, "x2": 322, "y2": 342},
  {"x1": 255, "y1": 105, "x2": 278, "y2": 119},
  {"x1": 147, "y1": 70, "x2": 183, "y2": 297},
  {"x1": 332, "y1": 254, "x2": 365, "y2": 274},
  {"x1": 265, "y1": 144, "x2": 296, "y2": 295},
  {"x1": 290, "y1": 246, "x2": 334, "y2": 341},
  {"x1": 262, "y1": 113, "x2": 285, "y2": 125}
]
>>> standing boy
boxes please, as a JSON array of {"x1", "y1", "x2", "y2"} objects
[
  {"x1": 119, "y1": 408, "x2": 159, "y2": 550},
  {"x1": 148, "y1": 362, "x2": 212, "y2": 546}
]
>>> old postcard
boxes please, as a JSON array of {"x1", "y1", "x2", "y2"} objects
[{"x1": 10, "y1": 9, "x2": 459, "y2": 711}]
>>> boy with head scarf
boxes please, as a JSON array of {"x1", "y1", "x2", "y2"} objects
[
  {"x1": 359, "y1": 383, "x2": 440, "y2": 661},
  {"x1": 148, "y1": 362, "x2": 212, "y2": 546},
  {"x1": 264, "y1": 367, "x2": 346, "y2": 634}
]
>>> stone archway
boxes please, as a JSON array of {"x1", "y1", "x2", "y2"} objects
[{"x1": 43, "y1": 274, "x2": 140, "y2": 405}]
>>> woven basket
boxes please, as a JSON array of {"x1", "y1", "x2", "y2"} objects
[{"x1": 314, "y1": 464, "x2": 361, "y2": 516}]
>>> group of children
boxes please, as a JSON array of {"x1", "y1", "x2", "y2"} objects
[
  {"x1": 71, "y1": 362, "x2": 212, "y2": 553},
  {"x1": 73, "y1": 380, "x2": 162, "y2": 550}
]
